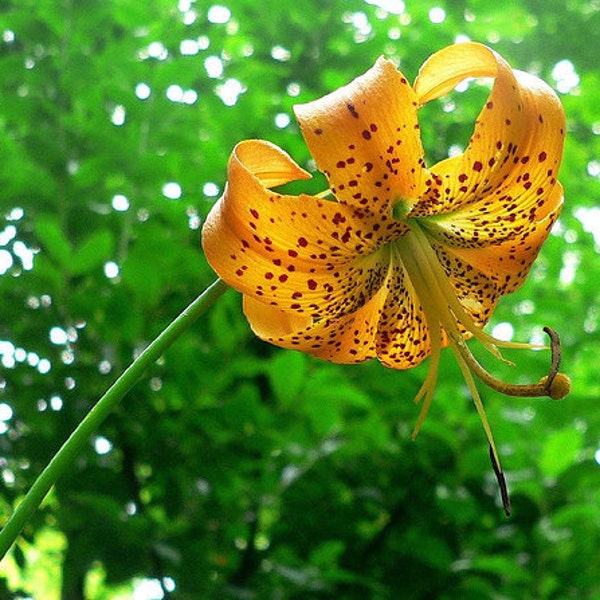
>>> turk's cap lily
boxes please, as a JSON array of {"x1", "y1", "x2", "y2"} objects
[
  {"x1": 203, "y1": 42, "x2": 565, "y2": 366},
  {"x1": 202, "y1": 42, "x2": 569, "y2": 515}
]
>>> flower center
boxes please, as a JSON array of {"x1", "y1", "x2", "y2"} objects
[{"x1": 391, "y1": 197, "x2": 414, "y2": 221}]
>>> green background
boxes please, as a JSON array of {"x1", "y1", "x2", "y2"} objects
[{"x1": 0, "y1": 0, "x2": 598, "y2": 598}]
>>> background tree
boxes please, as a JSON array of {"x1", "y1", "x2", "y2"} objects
[{"x1": 0, "y1": 0, "x2": 598, "y2": 598}]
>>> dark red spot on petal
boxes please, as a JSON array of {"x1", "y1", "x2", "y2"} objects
[{"x1": 347, "y1": 103, "x2": 359, "y2": 118}]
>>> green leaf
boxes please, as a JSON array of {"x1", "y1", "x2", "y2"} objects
[
  {"x1": 539, "y1": 428, "x2": 583, "y2": 478},
  {"x1": 268, "y1": 350, "x2": 308, "y2": 406},
  {"x1": 71, "y1": 230, "x2": 115, "y2": 276},
  {"x1": 303, "y1": 391, "x2": 341, "y2": 436},
  {"x1": 35, "y1": 215, "x2": 72, "y2": 267},
  {"x1": 309, "y1": 539, "x2": 345, "y2": 567},
  {"x1": 303, "y1": 369, "x2": 371, "y2": 409},
  {"x1": 470, "y1": 555, "x2": 528, "y2": 582}
]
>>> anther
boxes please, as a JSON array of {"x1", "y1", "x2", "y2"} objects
[{"x1": 456, "y1": 326, "x2": 570, "y2": 401}]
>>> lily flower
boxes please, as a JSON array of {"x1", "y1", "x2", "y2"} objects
[{"x1": 202, "y1": 42, "x2": 570, "y2": 514}]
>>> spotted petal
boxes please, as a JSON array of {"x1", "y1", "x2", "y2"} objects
[
  {"x1": 243, "y1": 285, "x2": 387, "y2": 363},
  {"x1": 244, "y1": 256, "x2": 443, "y2": 369},
  {"x1": 374, "y1": 259, "x2": 444, "y2": 369},
  {"x1": 412, "y1": 42, "x2": 565, "y2": 248},
  {"x1": 202, "y1": 140, "x2": 404, "y2": 321},
  {"x1": 430, "y1": 239, "x2": 501, "y2": 326},
  {"x1": 443, "y1": 183, "x2": 563, "y2": 295},
  {"x1": 294, "y1": 57, "x2": 428, "y2": 214}
]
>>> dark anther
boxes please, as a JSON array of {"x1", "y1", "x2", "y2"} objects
[
  {"x1": 489, "y1": 445, "x2": 511, "y2": 517},
  {"x1": 542, "y1": 326, "x2": 561, "y2": 391}
]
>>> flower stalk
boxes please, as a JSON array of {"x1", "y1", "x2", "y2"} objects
[{"x1": 0, "y1": 278, "x2": 229, "y2": 560}]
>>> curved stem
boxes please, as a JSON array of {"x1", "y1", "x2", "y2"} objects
[{"x1": 0, "y1": 278, "x2": 229, "y2": 560}]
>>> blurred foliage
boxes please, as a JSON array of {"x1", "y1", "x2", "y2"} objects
[{"x1": 0, "y1": 0, "x2": 599, "y2": 598}]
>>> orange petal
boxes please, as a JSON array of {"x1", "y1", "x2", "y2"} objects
[
  {"x1": 294, "y1": 57, "x2": 427, "y2": 214},
  {"x1": 202, "y1": 140, "x2": 404, "y2": 320},
  {"x1": 415, "y1": 41, "x2": 502, "y2": 104},
  {"x1": 442, "y1": 183, "x2": 563, "y2": 295},
  {"x1": 243, "y1": 285, "x2": 388, "y2": 363},
  {"x1": 430, "y1": 240, "x2": 500, "y2": 327},
  {"x1": 243, "y1": 296, "x2": 313, "y2": 339},
  {"x1": 375, "y1": 260, "x2": 448, "y2": 369},
  {"x1": 231, "y1": 137, "x2": 312, "y2": 187},
  {"x1": 412, "y1": 42, "x2": 565, "y2": 247}
]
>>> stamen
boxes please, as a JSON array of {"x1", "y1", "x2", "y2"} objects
[
  {"x1": 452, "y1": 345, "x2": 510, "y2": 515},
  {"x1": 409, "y1": 222, "x2": 539, "y2": 356},
  {"x1": 390, "y1": 243, "x2": 442, "y2": 439},
  {"x1": 453, "y1": 327, "x2": 571, "y2": 400},
  {"x1": 410, "y1": 351, "x2": 440, "y2": 439},
  {"x1": 315, "y1": 189, "x2": 336, "y2": 200},
  {"x1": 489, "y1": 445, "x2": 511, "y2": 517},
  {"x1": 410, "y1": 313, "x2": 442, "y2": 439},
  {"x1": 395, "y1": 218, "x2": 570, "y2": 516},
  {"x1": 403, "y1": 220, "x2": 571, "y2": 402}
]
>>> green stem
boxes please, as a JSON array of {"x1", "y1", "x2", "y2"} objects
[{"x1": 0, "y1": 278, "x2": 229, "y2": 560}]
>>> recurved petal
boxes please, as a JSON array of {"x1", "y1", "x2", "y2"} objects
[
  {"x1": 440, "y1": 183, "x2": 563, "y2": 295},
  {"x1": 243, "y1": 295, "x2": 314, "y2": 340},
  {"x1": 232, "y1": 137, "x2": 312, "y2": 187},
  {"x1": 202, "y1": 140, "x2": 401, "y2": 321},
  {"x1": 294, "y1": 57, "x2": 427, "y2": 214},
  {"x1": 243, "y1": 285, "x2": 388, "y2": 363},
  {"x1": 415, "y1": 41, "x2": 502, "y2": 104},
  {"x1": 412, "y1": 42, "x2": 565, "y2": 244}
]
